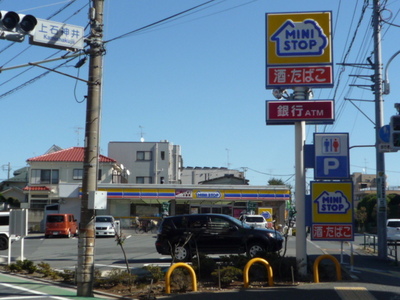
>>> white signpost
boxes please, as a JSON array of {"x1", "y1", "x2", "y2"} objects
[{"x1": 30, "y1": 19, "x2": 85, "y2": 50}]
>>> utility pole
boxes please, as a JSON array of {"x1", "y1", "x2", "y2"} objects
[
  {"x1": 77, "y1": 0, "x2": 105, "y2": 296},
  {"x1": 372, "y1": 0, "x2": 387, "y2": 260}
]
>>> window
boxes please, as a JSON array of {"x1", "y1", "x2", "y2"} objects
[
  {"x1": 73, "y1": 169, "x2": 83, "y2": 180},
  {"x1": 161, "y1": 151, "x2": 165, "y2": 160},
  {"x1": 136, "y1": 176, "x2": 153, "y2": 184},
  {"x1": 137, "y1": 151, "x2": 152, "y2": 161},
  {"x1": 31, "y1": 169, "x2": 59, "y2": 184},
  {"x1": 0, "y1": 215, "x2": 9, "y2": 226}
]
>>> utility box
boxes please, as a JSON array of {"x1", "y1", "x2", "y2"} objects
[{"x1": 88, "y1": 191, "x2": 108, "y2": 209}]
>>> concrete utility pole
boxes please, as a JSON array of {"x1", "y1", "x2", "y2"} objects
[
  {"x1": 77, "y1": 0, "x2": 105, "y2": 296},
  {"x1": 372, "y1": 0, "x2": 387, "y2": 260},
  {"x1": 293, "y1": 87, "x2": 307, "y2": 277}
]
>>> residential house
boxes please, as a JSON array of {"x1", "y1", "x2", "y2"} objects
[{"x1": 24, "y1": 147, "x2": 119, "y2": 230}]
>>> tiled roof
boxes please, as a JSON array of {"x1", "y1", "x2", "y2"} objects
[
  {"x1": 23, "y1": 186, "x2": 50, "y2": 191},
  {"x1": 27, "y1": 147, "x2": 116, "y2": 163}
]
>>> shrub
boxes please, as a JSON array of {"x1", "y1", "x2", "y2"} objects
[
  {"x1": 142, "y1": 265, "x2": 164, "y2": 283},
  {"x1": 95, "y1": 269, "x2": 136, "y2": 288},
  {"x1": 191, "y1": 254, "x2": 217, "y2": 280},
  {"x1": 211, "y1": 266, "x2": 242, "y2": 287},
  {"x1": 37, "y1": 262, "x2": 60, "y2": 279},
  {"x1": 7, "y1": 260, "x2": 37, "y2": 274},
  {"x1": 170, "y1": 267, "x2": 192, "y2": 292}
]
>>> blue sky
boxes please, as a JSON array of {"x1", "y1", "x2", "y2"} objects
[{"x1": 1, "y1": 0, "x2": 400, "y2": 190}]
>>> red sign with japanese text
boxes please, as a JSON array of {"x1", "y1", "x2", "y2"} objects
[
  {"x1": 265, "y1": 100, "x2": 334, "y2": 125},
  {"x1": 312, "y1": 224, "x2": 353, "y2": 240},
  {"x1": 267, "y1": 66, "x2": 332, "y2": 87}
]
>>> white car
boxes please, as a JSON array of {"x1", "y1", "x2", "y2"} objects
[
  {"x1": 95, "y1": 215, "x2": 116, "y2": 237},
  {"x1": 240, "y1": 214, "x2": 268, "y2": 229},
  {"x1": 387, "y1": 219, "x2": 400, "y2": 241}
]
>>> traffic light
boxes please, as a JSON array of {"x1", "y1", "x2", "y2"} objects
[
  {"x1": 390, "y1": 115, "x2": 400, "y2": 151},
  {"x1": 0, "y1": 11, "x2": 37, "y2": 42}
]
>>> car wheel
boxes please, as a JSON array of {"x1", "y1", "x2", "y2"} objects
[
  {"x1": 174, "y1": 245, "x2": 191, "y2": 262},
  {"x1": 247, "y1": 243, "x2": 265, "y2": 258}
]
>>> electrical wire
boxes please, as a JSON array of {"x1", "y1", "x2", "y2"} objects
[
  {"x1": 104, "y1": 0, "x2": 218, "y2": 44},
  {"x1": 0, "y1": 55, "x2": 79, "y2": 100},
  {"x1": 323, "y1": 0, "x2": 369, "y2": 132}
]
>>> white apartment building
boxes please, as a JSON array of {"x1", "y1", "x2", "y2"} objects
[{"x1": 108, "y1": 140, "x2": 182, "y2": 184}]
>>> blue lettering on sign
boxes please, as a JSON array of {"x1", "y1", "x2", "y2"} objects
[
  {"x1": 271, "y1": 19, "x2": 328, "y2": 57},
  {"x1": 196, "y1": 191, "x2": 221, "y2": 198},
  {"x1": 314, "y1": 191, "x2": 350, "y2": 214}
]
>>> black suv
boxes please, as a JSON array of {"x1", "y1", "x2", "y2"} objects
[{"x1": 155, "y1": 213, "x2": 283, "y2": 261}]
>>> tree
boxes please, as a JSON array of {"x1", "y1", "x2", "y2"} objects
[
  {"x1": 387, "y1": 194, "x2": 400, "y2": 218},
  {"x1": 355, "y1": 207, "x2": 367, "y2": 233},
  {"x1": 268, "y1": 178, "x2": 285, "y2": 185}
]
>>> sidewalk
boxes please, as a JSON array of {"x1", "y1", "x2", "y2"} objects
[{"x1": 1, "y1": 235, "x2": 399, "y2": 299}]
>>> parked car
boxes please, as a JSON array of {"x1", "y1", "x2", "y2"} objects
[
  {"x1": 45, "y1": 214, "x2": 78, "y2": 238},
  {"x1": 239, "y1": 214, "x2": 269, "y2": 229},
  {"x1": 387, "y1": 218, "x2": 400, "y2": 241},
  {"x1": 95, "y1": 215, "x2": 116, "y2": 237},
  {"x1": 155, "y1": 213, "x2": 283, "y2": 261}
]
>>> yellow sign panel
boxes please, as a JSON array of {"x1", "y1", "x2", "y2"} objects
[
  {"x1": 311, "y1": 182, "x2": 353, "y2": 223},
  {"x1": 266, "y1": 12, "x2": 332, "y2": 65},
  {"x1": 258, "y1": 207, "x2": 273, "y2": 222}
]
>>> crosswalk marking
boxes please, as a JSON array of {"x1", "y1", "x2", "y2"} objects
[{"x1": 335, "y1": 287, "x2": 376, "y2": 300}]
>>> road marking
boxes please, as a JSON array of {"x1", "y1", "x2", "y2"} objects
[
  {"x1": 335, "y1": 287, "x2": 376, "y2": 300},
  {"x1": 352, "y1": 266, "x2": 400, "y2": 278},
  {"x1": 0, "y1": 282, "x2": 71, "y2": 300}
]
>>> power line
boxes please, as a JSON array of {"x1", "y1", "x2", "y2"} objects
[{"x1": 104, "y1": 0, "x2": 218, "y2": 44}]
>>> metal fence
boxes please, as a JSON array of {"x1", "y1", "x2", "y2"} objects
[{"x1": 362, "y1": 233, "x2": 398, "y2": 265}]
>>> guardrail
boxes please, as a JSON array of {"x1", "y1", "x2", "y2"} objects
[{"x1": 362, "y1": 233, "x2": 398, "y2": 265}]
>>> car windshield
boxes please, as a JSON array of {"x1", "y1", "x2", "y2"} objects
[
  {"x1": 223, "y1": 215, "x2": 251, "y2": 228},
  {"x1": 245, "y1": 216, "x2": 264, "y2": 223},
  {"x1": 388, "y1": 221, "x2": 400, "y2": 228},
  {"x1": 96, "y1": 217, "x2": 113, "y2": 223}
]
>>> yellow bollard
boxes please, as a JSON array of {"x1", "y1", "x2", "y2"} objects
[
  {"x1": 313, "y1": 254, "x2": 342, "y2": 283},
  {"x1": 243, "y1": 258, "x2": 274, "y2": 288},
  {"x1": 165, "y1": 263, "x2": 198, "y2": 294}
]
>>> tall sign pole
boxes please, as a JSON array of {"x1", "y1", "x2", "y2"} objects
[
  {"x1": 77, "y1": 0, "x2": 105, "y2": 296},
  {"x1": 372, "y1": 0, "x2": 387, "y2": 260},
  {"x1": 265, "y1": 12, "x2": 333, "y2": 277}
]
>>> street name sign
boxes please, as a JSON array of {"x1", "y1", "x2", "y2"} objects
[
  {"x1": 314, "y1": 132, "x2": 349, "y2": 179},
  {"x1": 30, "y1": 19, "x2": 84, "y2": 50},
  {"x1": 311, "y1": 181, "x2": 354, "y2": 241},
  {"x1": 265, "y1": 100, "x2": 334, "y2": 125},
  {"x1": 266, "y1": 11, "x2": 333, "y2": 89}
]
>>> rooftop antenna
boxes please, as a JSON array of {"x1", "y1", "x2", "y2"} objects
[
  {"x1": 225, "y1": 148, "x2": 231, "y2": 169},
  {"x1": 75, "y1": 127, "x2": 84, "y2": 146},
  {"x1": 139, "y1": 125, "x2": 145, "y2": 142}
]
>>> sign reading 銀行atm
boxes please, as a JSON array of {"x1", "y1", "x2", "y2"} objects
[{"x1": 266, "y1": 11, "x2": 333, "y2": 88}]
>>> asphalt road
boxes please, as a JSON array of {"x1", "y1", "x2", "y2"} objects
[
  {"x1": 1, "y1": 231, "x2": 399, "y2": 272},
  {"x1": 1, "y1": 231, "x2": 400, "y2": 300},
  {"x1": 0, "y1": 229, "x2": 161, "y2": 272}
]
